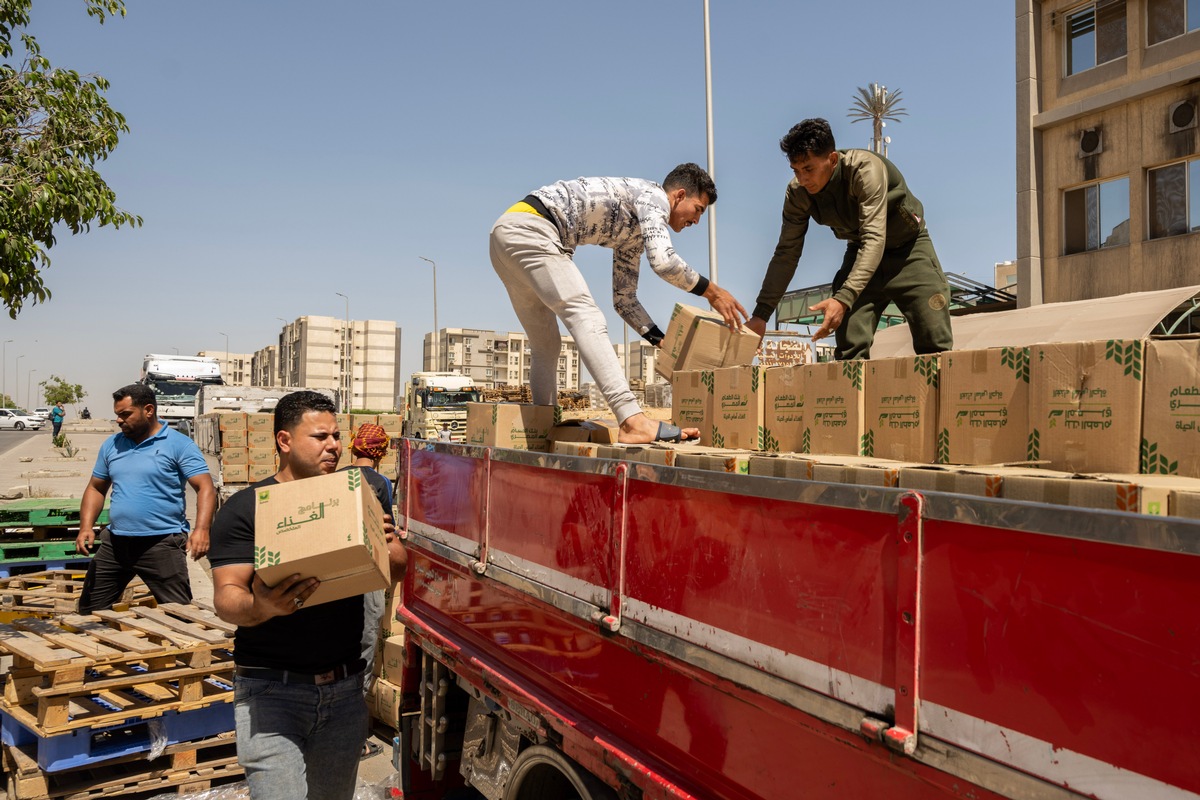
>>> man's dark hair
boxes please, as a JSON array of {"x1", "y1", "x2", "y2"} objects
[
  {"x1": 663, "y1": 162, "x2": 717, "y2": 204},
  {"x1": 780, "y1": 118, "x2": 837, "y2": 161},
  {"x1": 114, "y1": 383, "x2": 156, "y2": 411},
  {"x1": 274, "y1": 390, "x2": 338, "y2": 441}
]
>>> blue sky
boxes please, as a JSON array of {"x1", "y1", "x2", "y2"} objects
[{"x1": 2, "y1": 1, "x2": 1016, "y2": 412}]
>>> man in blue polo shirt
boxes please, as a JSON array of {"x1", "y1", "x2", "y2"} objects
[{"x1": 75, "y1": 383, "x2": 216, "y2": 613}]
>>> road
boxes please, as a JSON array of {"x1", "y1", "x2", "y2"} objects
[{"x1": 0, "y1": 428, "x2": 47, "y2": 457}]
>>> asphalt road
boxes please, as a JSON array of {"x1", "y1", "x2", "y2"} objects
[{"x1": 0, "y1": 427, "x2": 47, "y2": 456}]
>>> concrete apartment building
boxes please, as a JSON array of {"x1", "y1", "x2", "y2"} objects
[
  {"x1": 1018, "y1": 0, "x2": 1200, "y2": 305},
  {"x1": 425, "y1": 328, "x2": 581, "y2": 391},
  {"x1": 275, "y1": 316, "x2": 402, "y2": 410},
  {"x1": 613, "y1": 340, "x2": 660, "y2": 385},
  {"x1": 251, "y1": 345, "x2": 278, "y2": 388}
]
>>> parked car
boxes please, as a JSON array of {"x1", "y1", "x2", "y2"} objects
[
  {"x1": 32, "y1": 407, "x2": 51, "y2": 420},
  {"x1": 0, "y1": 408, "x2": 44, "y2": 430}
]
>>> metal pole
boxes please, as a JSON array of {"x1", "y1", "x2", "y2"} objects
[
  {"x1": 703, "y1": 0, "x2": 718, "y2": 283},
  {"x1": 218, "y1": 332, "x2": 229, "y2": 384},
  {"x1": 2, "y1": 339, "x2": 12, "y2": 405},
  {"x1": 419, "y1": 258, "x2": 439, "y2": 372},
  {"x1": 27, "y1": 369, "x2": 35, "y2": 409},
  {"x1": 15, "y1": 355, "x2": 24, "y2": 410}
]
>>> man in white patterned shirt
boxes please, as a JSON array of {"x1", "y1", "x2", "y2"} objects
[{"x1": 490, "y1": 163, "x2": 746, "y2": 444}]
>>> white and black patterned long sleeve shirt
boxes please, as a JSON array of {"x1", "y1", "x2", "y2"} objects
[{"x1": 530, "y1": 177, "x2": 706, "y2": 336}]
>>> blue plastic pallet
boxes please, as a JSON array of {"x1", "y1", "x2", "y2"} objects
[
  {"x1": 1, "y1": 701, "x2": 234, "y2": 772},
  {"x1": 0, "y1": 558, "x2": 92, "y2": 579}
]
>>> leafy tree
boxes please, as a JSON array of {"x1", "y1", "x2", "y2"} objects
[
  {"x1": 0, "y1": 0, "x2": 141, "y2": 318},
  {"x1": 39, "y1": 374, "x2": 84, "y2": 407},
  {"x1": 0, "y1": 392, "x2": 14, "y2": 406}
]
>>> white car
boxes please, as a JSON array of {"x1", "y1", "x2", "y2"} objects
[
  {"x1": 0, "y1": 408, "x2": 44, "y2": 430},
  {"x1": 32, "y1": 407, "x2": 51, "y2": 420}
]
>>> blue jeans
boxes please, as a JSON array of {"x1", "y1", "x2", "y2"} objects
[{"x1": 234, "y1": 672, "x2": 368, "y2": 800}]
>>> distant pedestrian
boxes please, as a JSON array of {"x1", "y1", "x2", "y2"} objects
[
  {"x1": 75, "y1": 384, "x2": 216, "y2": 613},
  {"x1": 50, "y1": 402, "x2": 65, "y2": 437},
  {"x1": 438, "y1": 422, "x2": 453, "y2": 441}
]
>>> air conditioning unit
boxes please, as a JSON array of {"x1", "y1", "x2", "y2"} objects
[
  {"x1": 1169, "y1": 100, "x2": 1197, "y2": 133},
  {"x1": 1078, "y1": 128, "x2": 1103, "y2": 158}
]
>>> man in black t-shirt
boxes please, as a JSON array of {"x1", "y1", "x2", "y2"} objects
[{"x1": 208, "y1": 392, "x2": 407, "y2": 799}]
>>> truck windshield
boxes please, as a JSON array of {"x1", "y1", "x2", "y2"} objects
[
  {"x1": 424, "y1": 390, "x2": 480, "y2": 408},
  {"x1": 145, "y1": 380, "x2": 206, "y2": 404}
]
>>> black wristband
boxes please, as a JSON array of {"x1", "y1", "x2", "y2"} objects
[
  {"x1": 689, "y1": 275, "x2": 710, "y2": 296},
  {"x1": 643, "y1": 325, "x2": 665, "y2": 346}
]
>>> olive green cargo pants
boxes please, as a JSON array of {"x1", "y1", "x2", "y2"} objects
[{"x1": 831, "y1": 230, "x2": 953, "y2": 360}]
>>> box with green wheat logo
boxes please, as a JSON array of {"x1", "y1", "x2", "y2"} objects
[
  {"x1": 865, "y1": 355, "x2": 940, "y2": 462},
  {"x1": 465, "y1": 402, "x2": 556, "y2": 451},
  {"x1": 253, "y1": 468, "x2": 390, "y2": 607},
  {"x1": 763, "y1": 365, "x2": 805, "y2": 453},
  {"x1": 672, "y1": 370, "x2": 714, "y2": 446},
  {"x1": 1029, "y1": 340, "x2": 1144, "y2": 473},
  {"x1": 936, "y1": 347, "x2": 1030, "y2": 465},
  {"x1": 800, "y1": 360, "x2": 865, "y2": 456},
  {"x1": 1141, "y1": 338, "x2": 1200, "y2": 477},
  {"x1": 712, "y1": 365, "x2": 767, "y2": 451}
]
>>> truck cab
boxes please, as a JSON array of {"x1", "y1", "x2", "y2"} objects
[
  {"x1": 140, "y1": 354, "x2": 224, "y2": 436},
  {"x1": 402, "y1": 372, "x2": 479, "y2": 441}
]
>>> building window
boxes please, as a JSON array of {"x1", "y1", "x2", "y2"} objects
[
  {"x1": 1148, "y1": 0, "x2": 1200, "y2": 44},
  {"x1": 1066, "y1": 1, "x2": 1126, "y2": 75},
  {"x1": 1063, "y1": 176, "x2": 1130, "y2": 253},
  {"x1": 1148, "y1": 159, "x2": 1200, "y2": 239}
]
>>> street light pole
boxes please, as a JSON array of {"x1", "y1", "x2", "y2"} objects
[
  {"x1": 2, "y1": 339, "x2": 12, "y2": 405},
  {"x1": 14, "y1": 355, "x2": 24, "y2": 409},
  {"x1": 27, "y1": 369, "x2": 36, "y2": 410},
  {"x1": 418, "y1": 257, "x2": 439, "y2": 371},
  {"x1": 218, "y1": 332, "x2": 229, "y2": 383},
  {"x1": 335, "y1": 292, "x2": 350, "y2": 408},
  {"x1": 703, "y1": 0, "x2": 718, "y2": 283}
]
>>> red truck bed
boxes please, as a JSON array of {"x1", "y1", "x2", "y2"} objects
[{"x1": 397, "y1": 440, "x2": 1200, "y2": 799}]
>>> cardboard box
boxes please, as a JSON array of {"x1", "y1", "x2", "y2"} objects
[
  {"x1": 218, "y1": 413, "x2": 246, "y2": 432},
  {"x1": 811, "y1": 456, "x2": 910, "y2": 488},
  {"x1": 351, "y1": 413, "x2": 379, "y2": 432},
  {"x1": 1142, "y1": 338, "x2": 1200, "y2": 477},
  {"x1": 248, "y1": 463, "x2": 276, "y2": 482},
  {"x1": 1171, "y1": 489, "x2": 1200, "y2": 519},
  {"x1": 1002, "y1": 473, "x2": 1145, "y2": 513},
  {"x1": 864, "y1": 355, "x2": 939, "y2": 462},
  {"x1": 220, "y1": 430, "x2": 247, "y2": 449},
  {"x1": 763, "y1": 366, "x2": 805, "y2": 454},
  {"x1": 672, "y1": 370, "x2": 714, "y2": 446},
  {"x1": 553, "y1": 440, "x2": 601, "y2": 458},
  {"x1": 748, "y1": 454, "x2": 816, "y2": 479},
  {"x1": 368, "y1": 677, "x2": 403, "y2": 726},
  {"x1": 897, "y1": 465, "x2": 1049, "y2": 498},
  {"x1": 712, "y1": 366, "x2": 767, "y2": 451},
  {"x1": 246, "y1": 429, "x2": 275, "y2": 449},
  {"x1": 336, "y1": 413, "x2": 352, "y2": 433},
  {"x1": 937, "y1": 347, "x2": 1031, "y2": 465},
  {"x1": 245, "y1": 413, "x2": 274, "y2": 433},
  {"x1": 381, "y1": 584, "x2": 404, "y2": 635},
  {"x1": 1092, "y1": 474, "x2": 1200, "y2": 516},
  {"x1": 801, "y1": 360, "x2": 866, "y2": 456},
  {"x1": 674, "y1": 446, "x2": 751, "y2": 474},
  {"x1": 549, "y1": 422, "x2": 593, "y2": 445},
  {"x1": 466, "y1": 403, "x2": 557, "y2": 451},
  {"x1": 377, "y1": 414, "x2": 402, "y2": 433},
  {"x1": 655, "y1": 303, "x2": 761, "y2": 380},
  {"x1": 221, "y1": 464, "x2": 248, "y2": 484},
  {"x1": 254, "y1": 468, "x2": 390, "y2": 607},
  {"x1": 1029, "y1": 340, "x2": 1144, "y2": 473},
  {"x1": 377, "y1": 634, "x2": 406, "y2": 684},
  {"x1": 248, "y1": 448, "x2": 277, "y2": 467},
  {"x1": 221, "y1": 448, "x2": 248, "y2": 466}
]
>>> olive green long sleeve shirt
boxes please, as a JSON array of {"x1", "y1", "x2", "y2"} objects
[{"x1": 753, "y1": 149, "x2": 926, "y2": 320}]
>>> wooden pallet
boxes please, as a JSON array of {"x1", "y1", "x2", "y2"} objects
[
  {"x1": 3, "y1": 732, "x2": 244, "y2": 800},
  {"x1": 0, "y1": 604, "x2": 235, "y2": 734},
  {"x1": 0, "y1": 571, "x2": 154, "y2": 619},
  {"x1": 0, "y1": 499, "x2": 110, "y2": 529}
]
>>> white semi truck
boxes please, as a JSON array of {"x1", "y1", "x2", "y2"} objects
[
  {"x1": 401, "y1": 371, "x2": 479, "y2": 441},
  {"x1": 139, "y1": 354, "x2": 224, "y2": 435}
]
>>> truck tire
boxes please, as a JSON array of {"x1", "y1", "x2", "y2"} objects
[{"x1": 503, "y1": 745, "x2": 616, "y2": 800}]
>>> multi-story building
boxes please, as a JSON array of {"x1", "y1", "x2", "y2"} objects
[
  {"x1": 424, "y1": 328, "x2": 580, "y2": 391},
  {"x1": 197, "y1": 351, "x2": 252, "y2": 387},
  {"x1": 613, "y1": 340, "x2": 660, "y2": 386},
  {"x1": 1017, "y1": 0, "x2": 1200, "y2": 305},
  {"x1": 277, "y1": 316, "x2": 401, "y2": 411},
  {"x1": 251, "y1": 346, "x2": 278, "y2": 388}
]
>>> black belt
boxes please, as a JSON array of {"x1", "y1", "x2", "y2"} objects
[
  {"x1": 522, "y1": 194, "x2": 552, "y2": 219},
  {"x1": 235, "y1": 659, "x2": 365, "y2": 686}
]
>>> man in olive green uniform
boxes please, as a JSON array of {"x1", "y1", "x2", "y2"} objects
[{"x1": 746, "y1": 118, "x2": 953, "y2": 360}]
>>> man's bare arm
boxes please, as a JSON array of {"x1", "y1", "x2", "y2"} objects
[
  {"x1": 75, "y1": 476, "x2": 111, "y2": 554},
  {"x1": 212, "y1": 564, "x2": 318, "y2": 627}
]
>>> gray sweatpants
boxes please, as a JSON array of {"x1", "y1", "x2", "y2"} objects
[{"x1": 489, "y1": 211, "x2": 641, "y2": 422}]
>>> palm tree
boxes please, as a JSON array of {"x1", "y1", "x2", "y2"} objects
[{"x1": 848, "y1": 83, "x2": 908, "y2": 156}]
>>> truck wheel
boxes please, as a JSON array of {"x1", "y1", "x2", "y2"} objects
[{"x1": 503, "y1": 745, "x2": 616, "y2": 800}]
